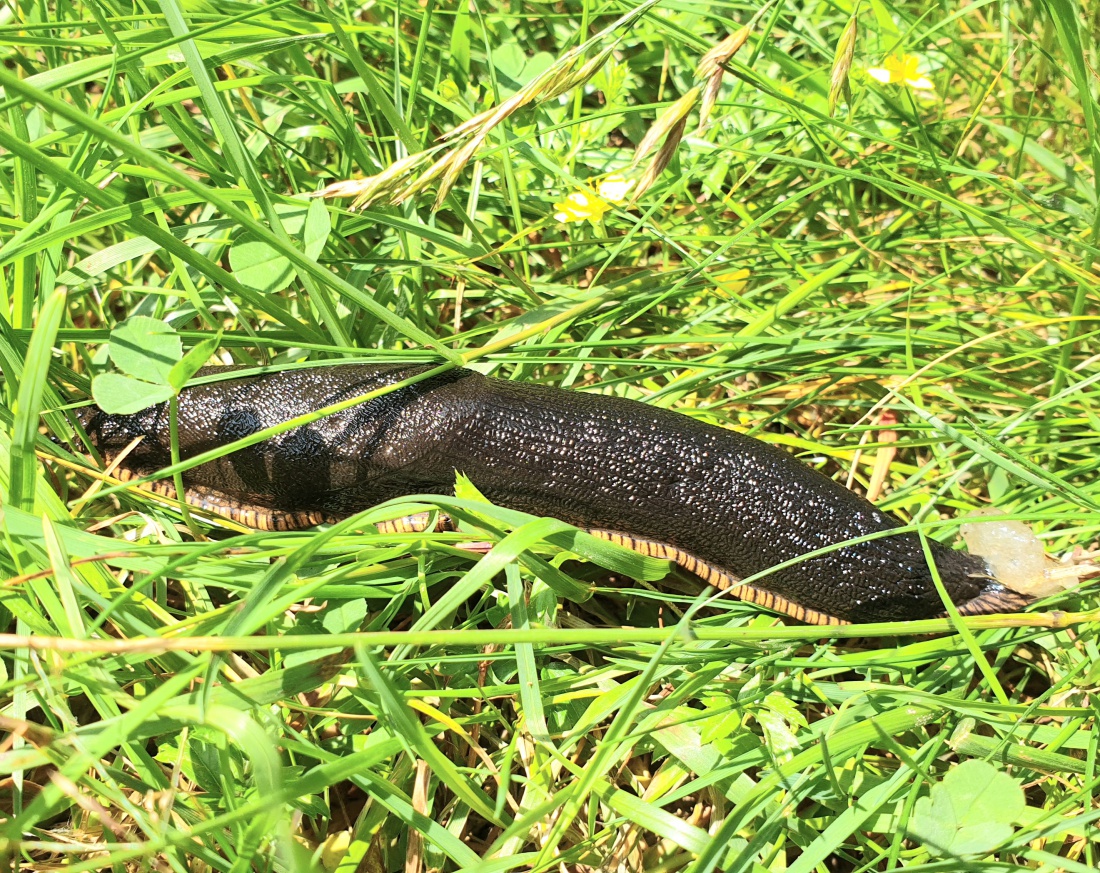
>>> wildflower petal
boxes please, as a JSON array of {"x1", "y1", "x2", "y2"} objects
[
  {"x1": 553, "y1": 189, "x2": 611, "y2": 224},
  {"x1": 868, "y1": 53, "x2": 934, "y2": 92},
  {"x1": 597, "y1": 174, "x2": 635, "y2": 203}
]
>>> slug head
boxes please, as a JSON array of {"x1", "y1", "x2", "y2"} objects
[
  {"x1": 936, "y1": 548, "x2": 1033, "y2": 617},
  {"x1": 77, "y1": 403, "x2": 174, "y2": 469}
]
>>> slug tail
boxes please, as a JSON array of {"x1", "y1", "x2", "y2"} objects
[
  {"x1": 954, "y1": 584, "x2": 1034, "y2": 617},
  {"x1": 587, "y1": 528, "x2": 850, "y2": 625}
]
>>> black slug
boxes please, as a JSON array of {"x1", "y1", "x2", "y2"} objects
[{"x1": 78, "y1": 364, "x2": 1030, "y2": 624}]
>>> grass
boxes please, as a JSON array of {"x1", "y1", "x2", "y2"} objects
[{"x1": 1, "y1": 0, "x2": 1099, "y2": 870}]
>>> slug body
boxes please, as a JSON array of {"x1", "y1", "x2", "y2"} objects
[{"x1": 81, "y1": 365, "x2": 1027, "y2": 624}]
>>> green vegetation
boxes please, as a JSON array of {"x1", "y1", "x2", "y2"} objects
[{"x1": 1, "y1": 0, "x2": 1098, "y2": 869}]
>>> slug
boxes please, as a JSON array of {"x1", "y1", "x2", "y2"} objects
[{"x1": 78, "y1": 364, "x2": 1031, "y2": 624}]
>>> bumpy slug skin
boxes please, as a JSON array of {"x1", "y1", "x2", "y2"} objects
[{"x1": 79, "y1": 365, "x2": 1032, "y2": 624}]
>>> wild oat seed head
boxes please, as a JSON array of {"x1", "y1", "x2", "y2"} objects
[{"x1": 829, "y1": 15, "x2": 858, "y2": 115}]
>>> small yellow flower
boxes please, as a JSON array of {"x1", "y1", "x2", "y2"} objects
[
  {"x1": 553, "y1": 190, "x2": 611, "y2": 225},
  {"x1": 596, "y1": 174, "x2": 635, "y2": 203},
  {"x1": 867, "y1": 54, "x2": 934, "y2": 91}
]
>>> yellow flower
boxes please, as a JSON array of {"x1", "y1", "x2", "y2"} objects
[
  {"x1": 867, "y1": 54, "x2": 934, "y2": 91},
  {"x1": 595, "y1": 174, "x2": 635, "y2": 203},
  {"x1": 553, "y1": 190, "x2": 611, "y2": 225}
]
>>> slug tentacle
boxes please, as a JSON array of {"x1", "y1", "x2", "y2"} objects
[{"x1": 78, "y1": 364, "x2": 1028, "y2": 624}]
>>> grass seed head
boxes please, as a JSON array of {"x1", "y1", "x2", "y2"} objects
[
  {"x1": 696, "y1": 25, "x2": 752, "y2": 81},
  {"x1": 632, "y1": 86, "x2": 700, "y2": 168},
  {"x1": 633, "y1": 108, "x2": 691, "y2": 198},
  {"x1": 829, "y1": 15, "x2": 858, "y2": 115}
]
